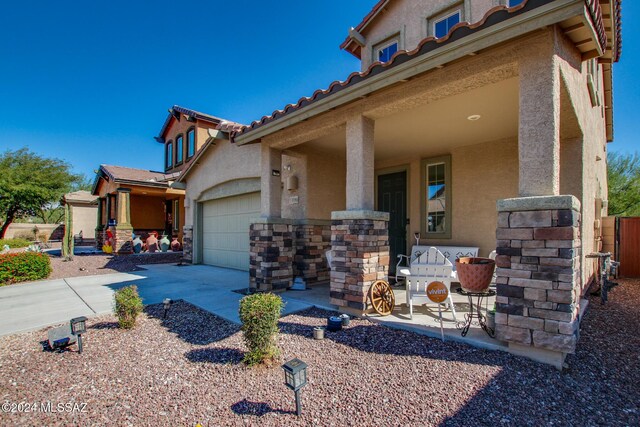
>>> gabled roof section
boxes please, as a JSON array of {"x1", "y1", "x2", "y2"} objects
[
  {"x1": 91, "y1": 164, "x2": 181, "y2": 195},
  {"x1": 156, "y1": 105, "x2": 244, "y2": 143},
  {"x1": 340, "y1": 0, "x2": 390, "y2": 59},
  {"x1": 233, "y1": 0, "x2": 621, "y2": 144}
]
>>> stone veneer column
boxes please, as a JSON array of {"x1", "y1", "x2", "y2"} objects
[
  {"x1": 494, "y1": 195, "x2": 582, "y2": 368},
  {"x1": 249, "y1": 219, "x2": 294, "y2": 292},
  {"x1": 113, "y1": 188, "x2": 133, "y2": 255},
  {"x1": 330, "y1": 210, "x2": 390, "y2": 315},
  {"x1": 293, "y1": 220, "x2": 332, "y2": 285},
  {"x1": 182, "y1": 225, "x2": 193, "y2": 263}
]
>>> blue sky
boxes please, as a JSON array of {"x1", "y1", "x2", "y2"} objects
[{"x1": 0, "y1": 1, "x2": 637, "y2": 179}]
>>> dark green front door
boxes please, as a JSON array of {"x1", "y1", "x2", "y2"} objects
[{"x1": 377, "y1": 171, "x2": 407, "y2": 275}]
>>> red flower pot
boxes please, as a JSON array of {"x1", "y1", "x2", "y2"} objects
[{"x1": 455, "y1": 257, "x2": 495, "y2": 293}]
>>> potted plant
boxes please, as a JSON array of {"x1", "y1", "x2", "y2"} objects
[{"x1": 455, "y1": 257, "x2": 496, "y2": 293}]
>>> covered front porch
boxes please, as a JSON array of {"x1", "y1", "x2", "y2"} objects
[{"x1": 243, "y1": 27, "x2": 590, "y2": 367}]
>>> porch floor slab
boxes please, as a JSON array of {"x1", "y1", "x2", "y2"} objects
[{"x1": 282, "y1": 283, "x2": 506, "y2": 352}]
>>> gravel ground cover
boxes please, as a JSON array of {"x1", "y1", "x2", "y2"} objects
[
  {"x1": 0, "y1": 280, "x2": 638, "y2": 426},
  {"x1": 47, "y1": 252, "x2": 183, "y2": 280}
]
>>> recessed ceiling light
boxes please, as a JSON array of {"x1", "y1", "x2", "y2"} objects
[{"x1": 467, "y1": 114, "x2": 481, "y2": 121}]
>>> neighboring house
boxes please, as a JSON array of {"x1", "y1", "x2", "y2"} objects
[
  {"x1": 61, "y1": 190, "x2": 98, "y2": 242},
  {"x1": 223, "y1": 0, "x2": 621, "y2": 366},
  {"x1": 91, "y1": 165, "x2": 184, "y2": 252},
  {"x1": 90, "y1": 105, "x2": 229, "y2": 253}
]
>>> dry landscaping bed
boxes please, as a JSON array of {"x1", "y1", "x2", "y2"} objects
[
  {"x1": 47, "y1": 252, "x2": 183, "y2": 280},
  {"x1": 0, "y1": 280, "x2": 638, "y2": 426}
]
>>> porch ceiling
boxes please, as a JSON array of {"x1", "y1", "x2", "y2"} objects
[{"x1": 305, "y1": 77, "x2": 518, "y2": 162}]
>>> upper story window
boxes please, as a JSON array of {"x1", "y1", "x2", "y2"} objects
[
  {"x1": 508, "y1": 0, "x2": 525, "y2": 6},
  {"x1": 376, "y1": 40, "x2": 398, "y2": 63},
  {"x1": 166, "y1": 141, "x2": 173, "y2": 169},
  {"x1": 433, "y1": 10, "x2": 461, "y2": 39},
  {"x1": 175, "y1": 134, "x2": 184, "y2": 164},
  {"x1": 187, "y1": 128, "x2": 195, "y2": 159}
]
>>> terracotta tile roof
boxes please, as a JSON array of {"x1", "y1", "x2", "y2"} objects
[
  {"x1": 100, "y1": 165, "x2": 179, "y2": 186},
  {"x1": 233, "y1": 0, "x2": 620, "y2": 141},
  {"x1": 157, "y1": 105, "x2": 244, "y2": 141}
]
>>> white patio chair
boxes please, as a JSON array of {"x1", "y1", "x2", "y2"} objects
[
  {"x1": 395, "y1": 246, "x2": 433, "y2": 285},
  {"x1": 406, "y1": 247, "x2": 457, "y2": 321}
]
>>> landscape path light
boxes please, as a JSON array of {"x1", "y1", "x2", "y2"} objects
[
  {"x1": 70, "y1": 316, "x2": 87, "y2": 354},
  {"x1": 163, "y1": 298, "x2": 173, "y2": 318},
  {"x1": 282, "y1": 358, "x2": 308, "y2": 416}
]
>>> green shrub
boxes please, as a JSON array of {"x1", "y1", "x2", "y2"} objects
[
  {"x1": 114, "y1": 285, "x2": 144, "y2": 329},
  {"x1": 0, "y1": 252, "x2": 52, "y2": 285},
  {"x1": 0, "y1": 238, "x2": 33, "y2": 248},
  {"x1": 239, "y1": 293, "x2": 283, "y2": 366}
]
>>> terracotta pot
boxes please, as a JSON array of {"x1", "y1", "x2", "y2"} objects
[{"x1": 455, "y1": 257, "x2": 496, "y2": 293}]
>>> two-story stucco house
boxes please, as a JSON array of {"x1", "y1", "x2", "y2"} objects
[
  {"x1": 91, "y1": 106, "x2": 241, "y2": 253},
  {"x1": 216, "y1": 0, "x2": 620, "y2": 367}
]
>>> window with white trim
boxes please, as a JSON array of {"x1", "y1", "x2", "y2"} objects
[
  {"x1": 433, "y1": 10, "x2": 461, "y2": 39},
  {"x1": 508, "y1": 0, "x2": 525, "y2": 7},
  {"x1": 376, "y1": 39, "x2": 398, "y2": 63}
]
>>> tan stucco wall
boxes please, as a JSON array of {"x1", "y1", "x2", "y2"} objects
[
  {"x1": 70, "y1": 204, "x2": 97, "y2": 239},
  {"x1": 376, "y1": 137, "x2": 518, "y2": 258},
  {"x1": 554, "y1": 28, "x2": 609, "y2": 289},
  {"x1": 358, "y1": 0, "x2": 496, "y2": 70},
  {"x1": 129, "y1": 195, "x2": 166, "y2": 230},
  {"x1": 183, "y1": 139, "x2": 261, "y2": 227}
]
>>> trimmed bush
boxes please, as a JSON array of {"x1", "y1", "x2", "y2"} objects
[
  {"x1": 0, "y1": 238, "x2": 32, "y2": 249},
  {"x1": 114, "y1": 285, "x2": 144, "y2": 329},
  {"x1": 239, "y1": 293, "x2": 283, "y2": 366},
  {"x1": 0, "y1": 252, "x2": 51, "y2": 285}
]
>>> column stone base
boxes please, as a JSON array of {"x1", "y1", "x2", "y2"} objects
[
  {"x1": 249, "y1": 219, "x2": 294, "y2": 292},
  {"x1": 495, "y1": 195, "x2": 582, "y2": 360},
  {"x1": 294, "y1": 220, "x2": 332, "y2": 286},
  {"x1": 95, "y1": 226, "x2": 105, "y2": 249},
  {"x1": 111, "y1": 225, "x2": 133, "y2": 255},
  {"x1": 330, "y1": 210, "x2": 390, "y2": 315}
]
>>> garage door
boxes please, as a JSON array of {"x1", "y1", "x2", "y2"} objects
[{"x1": 201, "y1": 192, "x2": 260, "y2": 271}]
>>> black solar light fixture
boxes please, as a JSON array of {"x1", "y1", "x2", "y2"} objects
[
  {"x1": 163, "y1": 298, "x2": 172, "y2": 318},
  {"x1": 282, "y1": 358, "x2": 308, "y2": 416},
  {"x1": 70, "y1": 316, "x2": 88, "y2": 354}
]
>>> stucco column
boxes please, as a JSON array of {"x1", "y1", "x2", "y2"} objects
[
  {"x1": 261, "y1": 145, "x2": 282, "y2": 218},
  {"x1": 518, "y1": 49, "x2": 560, "y2": 196},
  {"x1": 116, "y1": 188, "x2": 132, "y2": 227},
  {"x1": 346, "y1": 115, "x2": 375, "y2": 210}
]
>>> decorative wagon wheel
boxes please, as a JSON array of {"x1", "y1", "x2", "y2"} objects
[{"x1": 368, "y1": 280, "x2": 395, "y2": 316}]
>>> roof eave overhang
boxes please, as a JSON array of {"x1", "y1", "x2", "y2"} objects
[{"x1": 236, "y1": 0, "x2": 593, "y2": 146}]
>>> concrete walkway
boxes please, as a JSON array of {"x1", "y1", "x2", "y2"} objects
[{"x1": 0, "y1": 264, "x2": 314, "y2": 337}]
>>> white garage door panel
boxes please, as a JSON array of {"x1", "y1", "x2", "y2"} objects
[{"x1": 201, "y1": 192, "x2": 260, "y2": 271}]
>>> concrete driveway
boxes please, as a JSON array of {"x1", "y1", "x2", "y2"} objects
[{"x1": 0, "y1": 264, "x2": 315, "y2": 336}]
